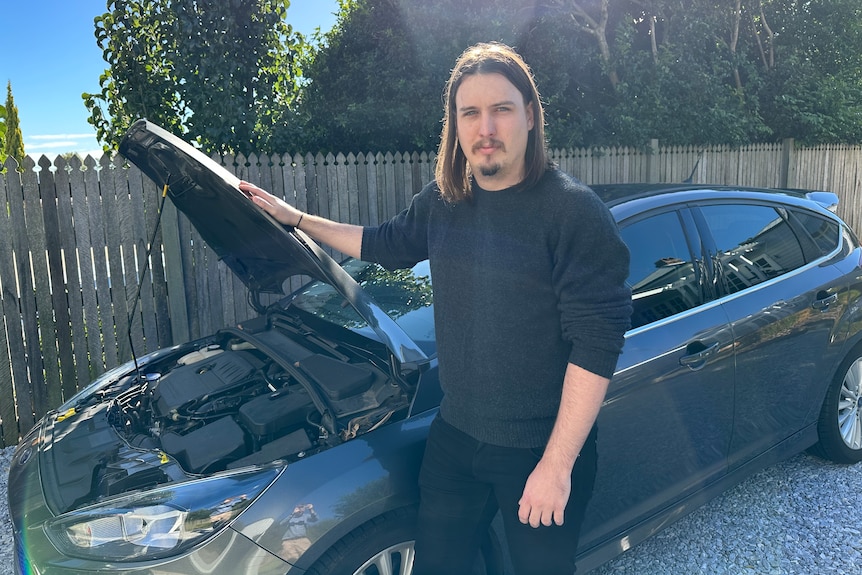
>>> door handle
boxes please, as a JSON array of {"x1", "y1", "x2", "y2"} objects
[
  {"x1": 679, "y1": 341, "x2": 720, "y2": 370},
  {"x1": 811, "y1": 292, "x2": 838, "y2": 311}
]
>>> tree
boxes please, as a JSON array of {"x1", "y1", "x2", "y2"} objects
[
  {"x1": 84, "y1": 0, "x2": 306, "y2": 154},
  {"x1": 757, "y1": 0, "x2": 862, "y2": 143},
  {"x1": 4, "y1": 81, "x2": 25, "y2": 168},
  {"x1": 532, "y1": 0, "x2": 862, "y2": 146},
  {"x1": 301, "y1": 0, "x2": 862, "y2": 150},
  {"x1": 297, "y1": 0, "x2": 542, "y2": 152},
  {"x1": 84, "y1": 0, "x2": 185, "y2": 152},
  {"x1": 170, "y1": 0, "x2": 304, "y2": 153},
  {"x1": 0, "y1": 104, "x2": 7, "y2": 164},
  {"x1": 298, "y1": 0, "x2": 770, "y2": 150},
  {"x1": 88, "y1": 0, "x2": 862, "y2": 152},
  {"x1": 599, "y1": 0, "x2": 772, "y2": 146}
]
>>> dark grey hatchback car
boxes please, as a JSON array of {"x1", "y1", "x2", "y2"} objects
[{"x1": 9, "y1": 121, "x2": 862, "y2": 574}]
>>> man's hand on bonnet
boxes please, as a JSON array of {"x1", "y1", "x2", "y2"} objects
[{"x1": 239, "y1": 181, "x2": 303, "y2": 228}]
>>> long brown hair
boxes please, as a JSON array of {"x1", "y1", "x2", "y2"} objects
[{"x1": 435, "y1": 42, "x2": 548, "y2": 204}]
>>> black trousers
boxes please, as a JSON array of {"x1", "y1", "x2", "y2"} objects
[{"x1": 414, "y1": 416, "x2": 598, "y2": 575}]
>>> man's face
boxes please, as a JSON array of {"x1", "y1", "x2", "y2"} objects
[{"x1": 455, "y1": 72, "x2": 534, "y2": 191}]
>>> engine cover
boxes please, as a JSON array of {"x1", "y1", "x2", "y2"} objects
[{"x1": 152, "y1": 351, "x2": 264, "y2": 416}]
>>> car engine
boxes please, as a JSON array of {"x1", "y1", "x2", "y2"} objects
[{"x1": 44, "y1": 315, "x2": 414, "y2": 513}]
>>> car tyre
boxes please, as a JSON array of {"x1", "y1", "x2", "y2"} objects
[
  {"x1": 811, "y1": 346, "x2": 862, "y2": 463},
  {"x1": 304, "y1": 506, "x2": 498, "y2": 575}
]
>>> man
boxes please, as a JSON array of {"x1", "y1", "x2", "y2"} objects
[{"x1": 241, "y1": 42, "x2": 631, "y2": 575}]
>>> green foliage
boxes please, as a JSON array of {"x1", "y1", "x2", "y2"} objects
[
  {"x1": 86, "y1": 0, "x2": 862, "y2": 153},
  {"x1": 83, "y1": 0, "x2": 185, "y2": 152},
  {"x1": 170, "y1": 0, "x2": 303, "y2": 154},
  {"x1": 517, "y1": 8, "x2": 615, "y2": 148},
  {"x1": 757, "y1": 0, "x2": 862, "y2": 143},
  {"x1": 84, "y1": 0, "x2": 306, "y2": 154},
  {"x1": 296, "y1": 0, "x2": 539, "y2": 152},
  {"x1": 4, "y1": 82, "x2": 25, "y2": 168},
  {"x1": 604, "y1": 3, "x2": 772, "y2": 147},
  {"x1": 0, "y1": 105, "x2": 7, "y2": 164},
  {"x1": 297, "y1": 0, "x2": 862, "y2": 150}
]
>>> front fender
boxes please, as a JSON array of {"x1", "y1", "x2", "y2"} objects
[{"x1": 230, "y1": 409, "x2": 436, "y2": 571}]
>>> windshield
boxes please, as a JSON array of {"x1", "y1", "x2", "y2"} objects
[{"x1": 287, "y1": 259, "x2": 436, "y2": 356}]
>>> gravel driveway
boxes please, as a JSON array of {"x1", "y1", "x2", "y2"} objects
[{"x1": 0, "y1": 445, "x2": 859, "y2": 574}]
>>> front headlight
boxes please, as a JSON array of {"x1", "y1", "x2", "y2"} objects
[{"x1": 45, "y1": 465, "x2": 282, "y2": 561}]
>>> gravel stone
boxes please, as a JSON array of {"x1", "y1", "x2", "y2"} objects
[
  {"x1": 0, "y1": 445, "x2": 860, "y2": 574},
  {"x1": 591, "y1": 453, "x2": 862, "y2": 575}
]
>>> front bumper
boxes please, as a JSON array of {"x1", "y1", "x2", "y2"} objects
[{"x1": 8, "y1": 424, "x2": 296, "y2": 575}]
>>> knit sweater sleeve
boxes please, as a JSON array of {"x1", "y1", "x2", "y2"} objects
[
  {"x1": 360, "y1": 182, "x2": 436, "y2": 269},
  {"x1": 553, "y1": 185, "x2": 632, "y2": 379}
]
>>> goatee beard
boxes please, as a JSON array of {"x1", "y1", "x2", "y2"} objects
[
  {"x1": 480, "y1": 164, "x2": 501, "y2": 177},
  {"x1": 473, "y1": 139, "x2": 504, "y2": 178}
]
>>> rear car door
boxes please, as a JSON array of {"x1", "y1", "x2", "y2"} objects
[
  {"x1": 695, "y1": 200, "x2": 850, "y2": 471},
  {"x1": 580, "y1": 206, "x2": 735, "y2": 548}
]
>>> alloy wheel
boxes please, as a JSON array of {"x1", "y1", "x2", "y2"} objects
[
  {"x1": 838, "y1": 357, "x2": 862, "y2": 450},
  {"x1": 352, "y1": 541, "x2": 415, "y2": 575}
]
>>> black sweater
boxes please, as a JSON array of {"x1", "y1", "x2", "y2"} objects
[{"x1": 361, "y1": 168, "x2": 632, "y2": 448}]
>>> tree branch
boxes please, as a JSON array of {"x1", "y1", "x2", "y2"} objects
[
  {"x1": 759, "y1": 0, "x2": 775, "y2": 69},
  {"x1": 730, "y1": 0, "x2": 743, "y2": 91},
  {"x1": 568, "y1": 0, "x2": 619, "y2": 87}
]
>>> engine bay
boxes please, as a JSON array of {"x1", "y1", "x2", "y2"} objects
[{"x1": 45, "y1": 314, "x2": 417, "y2": 512}]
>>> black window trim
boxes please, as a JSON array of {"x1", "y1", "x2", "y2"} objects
[
  {"x1": 690, "y1": 199, "x2": 844, "y2": 306},
  {"x1": 619, "y1": 205, "x2": 714, "y2": 335}
]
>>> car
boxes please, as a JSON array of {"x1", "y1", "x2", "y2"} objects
[{"x1": 9, "y1": 119, "x2": 862, "y2": 575}]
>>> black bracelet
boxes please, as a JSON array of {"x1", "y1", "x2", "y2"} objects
[{"x1": 296, "y1": 213, "x2": 304, "y2": 228}]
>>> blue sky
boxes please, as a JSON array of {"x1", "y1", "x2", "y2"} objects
[{"x1": 0, "y1": 0, "x2": 339, "y2": 158}]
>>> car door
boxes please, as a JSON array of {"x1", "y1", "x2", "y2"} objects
[
  {"x1": 696, "y1": 201, "x2": 850, "y2": 471},
  {"x1": 580, "y1": 207, "x2": 735, "y2": 548}
]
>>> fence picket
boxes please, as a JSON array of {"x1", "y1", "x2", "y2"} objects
[
  {"x1": 6, "y1": 160, "x2": 38, "y2": 430},
  {"x1": 39, "y1": 157, "x2": 76, "y2": 404},
  {"x1": 21, "y1": 156, "x2": 54, "y2": 416},
  {"x1": 0, "y1": 162, "x2": 31, "y2": 442},
  {"x1": 100, "y1": 156, "x2": 127, "y2": 368}
]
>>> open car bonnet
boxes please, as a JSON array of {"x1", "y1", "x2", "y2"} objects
[{"x1": 119, "y1": 119, "x2": 426, "y2": 365}]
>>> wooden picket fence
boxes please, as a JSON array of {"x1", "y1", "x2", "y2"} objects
[{"x1": 0, "y1": 140, "x2": 860, "y2": 447}]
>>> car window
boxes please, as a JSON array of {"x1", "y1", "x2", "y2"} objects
[
  {"x1": 288, "y1": 259, "x2": 436, "y2": 355},
  {"x1": 700, "y1": 204, "x2": 806, "y2": 296},
  {"x1": 620, "y1": 211, "x2": 702, "y2": 329},
  {"x1": 791, "y1": 209, "x2": 840, "y2": 257}
]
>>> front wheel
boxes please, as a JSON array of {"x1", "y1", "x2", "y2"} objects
[
  {"x1": 305, "y1": 507, "x2": 499, "y2": 575},
  {"x1": 810, "y1": 349, "x2": 862, "y2": 463}
]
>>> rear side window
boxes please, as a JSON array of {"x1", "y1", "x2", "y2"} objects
[
  {"x1": 620, "y1": 211, "x2": 702, "y2": 329},
  {"x1": 791, "y1": 210, "x2": 840, "y2": 257},
  {"x1": 700, "y1": 204, "x2": 806, "y2": 296}
]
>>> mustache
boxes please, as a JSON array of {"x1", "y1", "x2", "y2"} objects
[{"x1": 472, "y1": 139, "x2": 505, "y2": 153}]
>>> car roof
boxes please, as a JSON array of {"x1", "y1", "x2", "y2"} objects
[
  {"x1": 590, "y1": 183, "x2": 810, "y2": 207},
  {"x1": 591, "y1": 183, "x2": 842, "y2": 221}
]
